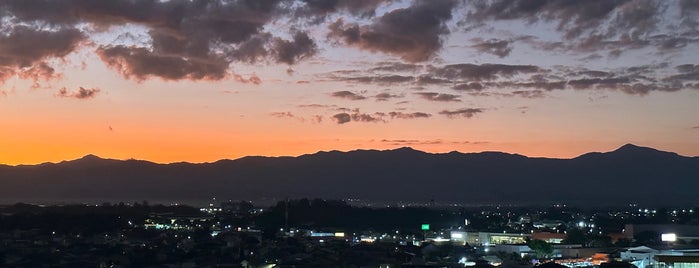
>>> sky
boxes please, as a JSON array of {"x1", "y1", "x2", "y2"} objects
[{"x1": 1, "y1": 0, "x2": 698, "y2": 165}]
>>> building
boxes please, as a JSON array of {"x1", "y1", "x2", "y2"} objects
[
  {"x1": 654, "y1": 250, "x2": 699, "y2": 268},
  {"x1": 532, "y1": 232, "x2": 566, "y2": 244},
  {"x1": 621, "y1": 246, "x2": 659, "y2": 268},
  {"x1": 450, "y1": 231, "x2": 529, "y2": 245},
  {"x1": 624, "y1": 224, "x2": 699, "y2": 244}
]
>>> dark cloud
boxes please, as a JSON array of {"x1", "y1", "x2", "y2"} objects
[
  {"x1": 388, "y1": 111, "x2": 431, "y2": 119},
  {"x1": 568, "y1": 77, "x2": 632, "y2": 89},
  {"x1": 681, "y1": 0, "x2": 699, "y2": 26},
  {"x1": 0, "y1": 26, "x2": 84, "y2": 67},
  {"x1": 439, "y1": 108, "x2": 483, "y2": 118},
  {"x1": 467, "y1": 0, "x2": 630, "y2": 39},
  {"x1": 415, "y1": 92, "x2": 460, "y2": 102},
  {"x1": 470, "y1": 38, "x2": 513, "y2": 58},
  {"x1": 370, "y1": 62, "x2": 423, "y2": 72},
  {"x1": 666, "y1": 64, "x2": 699, "y2": 81},
  {"x1": 273, "y1": 32, "x2": 318, "y2": 65},
  {"x1": 324, "y1": 61, "x2": 694, "y2": 97},
  {"x1": 233, "y1": 74, "x2": 262, "y2": 84},
  {"x1": 15, "y1": 63, "x2": 62, "y2": 89},
  {"x1": 270, "y1": 111, "x2": 295, "y2": 118},
  {"x1": 325, "y1": 73, "x2": 415, "y2": 85},
  {"x1": 511, "y1": 90, "x2": 546, "y2": 99},
  {"x1": 96, "y1": 45, "x2": 230, "y2": 81},
  {"x1": 429, "y1": 64, "x2": 540, "y2": 81},
  {"x1": 416, "y1": 75, "x2": 451, "y2": 85},
  {"x1": 0, "y1": 0, "x2": 328, "y2": 82},
  {"x1": 0, "y1": 26, "x2": 85, "y2": 84},
  {"x1": 375, "y1": 92, "x2": 403, "y2": 101},
  {"x1": 453, "y1": 82, "x2": 484, "y2": 91},
  {"x1": 351, "y1": 112, "x2": 385, "y2": 123},
  {"x1": 465, "y1": 1, "x2": 698, "y2": 55},
  {"x1": 328, "y1": 0, "x2": 456, "y2": 62},
  {"x1": 232, "y1": 33, "x2": 273, "y2": 64},
  {"x1": 301, "y1": 0, "x2": 391, "y2": 17},
  {"x1": 495, "y1": 81, "x2": 566, "y2": 91},
  {"x1": 330, "y1": 90, "x2": 367, "y2": 100},
  {"x1": 329, "y1": 109, "x2": 426, "y2": 124},
  {"x1": 332, "y1": 113, "x2": 351, "y2": 124},
  {"x1": 57, "y1": 86, "x2": 100, "y2": 99}
]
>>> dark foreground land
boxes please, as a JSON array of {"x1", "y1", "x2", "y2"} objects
[{"x1": 1, "y1": 199, "x2": 698, "y2": 267}]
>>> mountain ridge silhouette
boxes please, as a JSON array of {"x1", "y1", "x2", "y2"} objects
[{"x1": 0, "y1": 144, "x2": 697, "y2": 206}]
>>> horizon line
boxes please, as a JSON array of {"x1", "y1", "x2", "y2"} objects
[{"x1": 1, "y1": 143, "x2": 690, "y2": 167}]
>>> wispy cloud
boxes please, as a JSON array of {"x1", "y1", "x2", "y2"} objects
[
  {"x1": 439, "y1": 108, "x2": 484, "y2": 119},
  {"x1": 415, "y1": 92, "x2": 461, "y2": 102},
  {"x1": 56, "y1": 87, "x2": 101, "y2": 99},
  {"x1": 331, "y1": 91, "x2": 367, "y2": 100},
  {"x1": 375, "y1": 92, "x2": 404, "y2": 101},
  {"x1": 470, "y1": 38, "x2": 513, "y2": 58}
]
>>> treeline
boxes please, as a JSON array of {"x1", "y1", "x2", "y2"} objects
[
  {"x1": 254, "y1": 198, "x2": 462, "y2": 234},
  {"x1": 0, "y1": 202, "x2": 200, "y2": 234}
]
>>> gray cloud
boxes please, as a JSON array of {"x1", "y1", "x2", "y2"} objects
[
  {"x1": 429, "y1": 64, "x2": 541, "y2": 81},
  {"x1": 452, "y1": 82, "x2": 484, "y2": 91},
  {"x1": 273, "y1": 32, "x2": 318, "y2": 65},
  {"x1": 333, "y1": 112, "x2": 384, "y2": 124},
  {"x1": 328, "y1": 0, "x2": 456, "y2": 62},
  {"x1": 328, "y1": 109, "x2": 428, "y2": 124},
  {"x1": 375, "y1": 92, "x2": 403, "y2": 101},
  {"x1": 415, "y1": 92, "x2": 460, "y2": 102},
  {"x1": 57, "y1": 86, "x2": 100, "y2": 99},
  {"x1": 299, "y1": 0, "x2": 392, "y2": 18},
  {"x1": 467, "y1": 0, "x2": 631, "y2": 39},
  {"x1": 465, "y1": 1, "x2": 699, "y2": 56},
  {"x1": 388, "y1": 111, "x2": 431, "y2": 119},
  {"x1": 0, "y1": 0, "x2": 323, "y2": 82},
  {"x1": 0, "y1": 26, "x2": 85, "y2": 84},
  {"x1": 333, "y1": 113, "x2": 352, "y2": 124},
  {"x1": 351, "y1": 112, "x2": 385, "y2": 123},
  {"x1": 511, "y1": 90, "x2": 546, "y2": 99},
  {"x1": 331, "y1": 90, "x2": 367, "y2": 100},
  {"x1": 233, "y1": 74, "x2": 262, "y2": 85},
  {"x1": 322, "y1": 61, "x2": 698, "y2": 97},
  {"x1": 96, "y1": 46, "x2": 230, "y2": 81},
  {"x1": 439, "y1": 108, "x2": 483, "y2": 118},
  {"x1": 666, "y1": 64, "x2": 699, "y2": 81},
  {"x1": 270, "y1": 111, "x2": 295, "y2": 118},
  {"x1": 370, "y1": 62, "x2": 423, "y2": 73},
  {"x1": 568, "y1": 77, "x2": 633, "y2": 89},
  {"x1": 470, "y1": 38, "x2": 513, "y2": 58}
]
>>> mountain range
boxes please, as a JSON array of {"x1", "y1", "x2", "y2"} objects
[{"x1": 0, "y1": 144, "x2": 697, "y2": 206}]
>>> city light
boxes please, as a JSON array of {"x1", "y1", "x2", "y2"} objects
[{"x1": 661, "y1": 233, "x2": 677, "y2": 242}]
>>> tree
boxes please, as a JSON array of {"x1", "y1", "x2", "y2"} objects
[
  {"x1": 563, "y1": 228, "x2": 587, "y2": 245},
  {"x1": 633, "y1": 231, "x2": 660, "y2": 246},
  {"x1": 528, "y1": 240, "x2": 553, "y2": 258}
]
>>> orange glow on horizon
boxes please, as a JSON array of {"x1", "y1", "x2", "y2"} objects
[{"x1": 2, "y1": 135, "x2": 697, "y2": 166}]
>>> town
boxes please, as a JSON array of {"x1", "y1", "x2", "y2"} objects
[{"x1": 1, "y1": 199, "x2": 697, "y2": 267}]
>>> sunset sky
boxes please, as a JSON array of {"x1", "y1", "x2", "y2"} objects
[{"x1": 1, "y1": 0, "x2": 698, "y2": 165}]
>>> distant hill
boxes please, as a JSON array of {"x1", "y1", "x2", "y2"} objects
[{"x1": 0, "y1": 144, "x2": 697, "y2": 206}]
